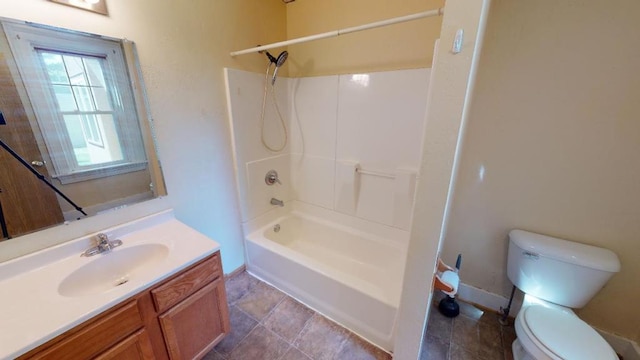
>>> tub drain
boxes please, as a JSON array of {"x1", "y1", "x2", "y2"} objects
[{"x1": 274, "y1": 224, "x2": 281, "y2": 233}]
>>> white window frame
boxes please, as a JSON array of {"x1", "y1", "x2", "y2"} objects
[{"x1": 3, "y1": 22, "x2": 147, "y2": 184}]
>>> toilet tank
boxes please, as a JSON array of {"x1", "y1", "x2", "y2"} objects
[{"x1": 507, "y1": 229, "x2": 620, "y2": 308}]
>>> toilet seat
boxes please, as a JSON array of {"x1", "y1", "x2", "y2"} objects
[{"x1": 519, "y1": 305, "x2": 618, "y2": 360}]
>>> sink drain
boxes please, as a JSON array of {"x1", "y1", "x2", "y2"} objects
[{"x1": 114, "y1": 277, "x2": 129, "y2": 286}]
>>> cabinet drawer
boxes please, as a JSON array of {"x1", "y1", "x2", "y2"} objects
[
  {"x1": 21, "y1": 300, "x2": 143, "y2": 360},
  {"x1": 151, "y1": 252, "x2": 221, "y2": 313}
]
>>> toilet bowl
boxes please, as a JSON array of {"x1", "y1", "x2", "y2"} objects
[
  {"x1": 512, "y1": 297, "x2": 618, "y2": 360},
  {"x1": 507, "y1": 230, "x2": 621, "y2": 360}
]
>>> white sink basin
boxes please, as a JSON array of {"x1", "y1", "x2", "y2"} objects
[{"x1": 58, "y1": 243, "x2": 169, "y2": 297}]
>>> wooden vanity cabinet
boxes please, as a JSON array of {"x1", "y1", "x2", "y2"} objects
[
  {"x1": 151, "y1": 254, "x2": 229, "y2": 359},
  {"x1": 94, "y1": 329, "x2": 155, "y2": 360},
  {"x1": 19, "y1": 251, "x2": 229, "y2": 360},
  {"x1": 158, "y1": 280, "x2": 228, "y2": 359}
]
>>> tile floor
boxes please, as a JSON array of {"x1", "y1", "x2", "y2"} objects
[
  {"x1": 420, "y1": 294, "x2": 516, "y2": 360},
  {"x1": 205, "y1": 270, "x2": 391, "y2": 360},
  {"x1": 207, "y1": 270, "x2": 516, "y2": 360}
]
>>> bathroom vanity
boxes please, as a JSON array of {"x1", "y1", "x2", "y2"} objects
[
  {"x1": 0, "y1": 210, "x2": 230, "y2": 359},
  {"x1": 18, "y1": 253, "x2": 227, "y2": 360}
]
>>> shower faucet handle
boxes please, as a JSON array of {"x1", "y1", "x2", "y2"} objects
[{"x1": 265, "y1": 170, "x2": 281, "y2": 185}]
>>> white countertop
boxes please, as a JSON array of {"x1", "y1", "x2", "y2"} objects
[{"x1": 0, "y1": 210, "x2": 220, "y2": 360}]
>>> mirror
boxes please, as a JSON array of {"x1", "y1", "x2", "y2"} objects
[{"x1": 0, "y1": 17, "x2": 166, "y2": 240}]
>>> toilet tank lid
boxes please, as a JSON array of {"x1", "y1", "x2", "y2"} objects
[{"x1": 509, "y1": 230, "x2": 621, "y2": 273}]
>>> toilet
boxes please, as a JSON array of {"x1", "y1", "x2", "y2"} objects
[{"x1": 507, "y1": 229, "x2": 621, "y2": 360}]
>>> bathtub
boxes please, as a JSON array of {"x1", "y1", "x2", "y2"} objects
[{"x1": 245, "y1": 204, "x2": 408, "y2": 351}]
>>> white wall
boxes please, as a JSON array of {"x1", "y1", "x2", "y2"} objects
[
  {"x1": 226, "y1": 68, "x2": 430, "y2": 234},
  {"x1": 291, "y1": 70, "x2": 430, "y2": 231},
  {"x1": 224, "y1": 68, "x2": 292, "y2": 222}
]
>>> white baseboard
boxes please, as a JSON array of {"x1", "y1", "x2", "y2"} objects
[
  {"x1": 597, "y1": 329, "x2": 640, "y2": 360},
  {"x1": 456, "y1": 282, "x2": 523, "y2": 317},
  {"x1": 457, "y1": 282, "x2": 640, "y2": 359}
]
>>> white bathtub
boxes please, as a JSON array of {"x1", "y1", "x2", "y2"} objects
[{"x1": 245, "y1": 205, "x2": 407, "y2": 351}]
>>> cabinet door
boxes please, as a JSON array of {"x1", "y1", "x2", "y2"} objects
[
  {"x1": 95, "y1": 329, "x2": 155, "y2": 360},
  {"x1": 158, "y1": 279, "x2": 230, "y2": 360}
]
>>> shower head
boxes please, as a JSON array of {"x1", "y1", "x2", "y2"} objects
[
  {"x1": 265, "y1": 50, "x2": 288, "y2": 85},
  {"x1": 275, "y1": 51, "x2": 288, "y2": 67},
  {"x1": 264, "y1": 50, "x2": 288, "y2": 65}
]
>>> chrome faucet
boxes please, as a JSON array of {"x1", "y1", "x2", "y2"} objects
[
  {"x1": 82, "y1": 233, "x2": 123, "y2": 257},
  {"x1": 270, "y1": 198, "x2": 284, "y2": 207}
]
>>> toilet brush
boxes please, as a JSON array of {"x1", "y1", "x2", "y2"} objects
[{"x1": 438, "y1": 254, "x2": 462, "y2": 318}]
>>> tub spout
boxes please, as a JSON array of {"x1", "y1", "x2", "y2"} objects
[{"x1": 270, "y1": 198, "x2": 284, "y2": 207}]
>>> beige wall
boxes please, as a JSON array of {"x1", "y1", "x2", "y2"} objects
[
  {"x1": 286, "y1": 0, "x2": 443, "y2": 77},
  {"x1": 442, "y1": 0, "x2": 640, "y2": 341},
  {"x1": 0, "y1": 0, "x2": 287, "y2": 272}
]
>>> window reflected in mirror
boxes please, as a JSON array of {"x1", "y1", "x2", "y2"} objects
[
  {"x1": 0, "y1": 19, "x2": 166, "y2": 240},
  {"x1": 42, "y1": 51, "x2": 124, "y2": 167}
]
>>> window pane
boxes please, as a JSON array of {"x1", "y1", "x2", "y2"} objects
[
  {"x1": 89, "y1": 114, "x2": 123, "y2": 165},
  {"x1": 92, "y1": 87, "x2": 112, "y2": 111},
  {"x1": 41, "y1": 52, "x2": 69, "y2": 85},
  {"x1": 72, "y1": 86, "x2": 96, "y2": 111},
  {"x1": 63, "y1": 55, "x2": 88, "y2": 86},
  {"x1": 85, "y1": 58, "x2": 106, "y2": 88},
  {"x1": 63, "y1": 115, "x2": 90, "y2": 166},
  {"x1": 81, "y1": 114, "x2": 102, "y2": 145},
  {"x1": 64, "y1": 114, "x2": 124, "y2": 166},
  {"x1": 53, "y1": 85, "x2": 77, "y2": 111}
]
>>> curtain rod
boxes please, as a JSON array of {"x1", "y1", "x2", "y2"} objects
[{"x1": 230, "y1": 8, "x2": 444, "y2": 57}]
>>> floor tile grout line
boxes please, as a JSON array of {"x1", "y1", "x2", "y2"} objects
[
  {"x1": 258, "y1": 323, "x2": 299, "y2": 360},
  {"x1": 290, "y1": 312, "x2": 318, "y2": 352},
  {"x1": 257, "y1": 289, "x2": 287, "y2": 326},
  {"x1": 220, "y1": 292, "x2": 266, "y2": 357},
  {"x1": 222, "y1": 322, "x2": 261, "y2": 359},
  {"x1": 232, "y1": 278, "x2": 285, "y2": 324},
  {"x1": 333, "y1": 331, "x2": 355, "y2": 360},
  {"x1": 213, "y1": 349, "x2": 226, "y2": 360},
  {"x1": 233, "y1": 303, "x2": 261, "y2": 324},
  {"x1": 445, "y1": 320, "x2": 452, "y2": 360},
  {"x1": 422, "y1": 298, "x2": 516, "y2": 360},
  {"x1": 293, "y1": 312, "x2": 338, "y2": 360},
  {"x1": 316, "y1": 312, "x2": 354, "y2": 359},
  {"x1": 226, "y1": 321, "x2": 301, "y2": 360},
  {"x1": 225, "y1": 278, "x2": 290, "y2": 358},
  {"x1": 274, "y1": 345, "x2": 292, "y2": 360},
  {"x1": 224, "y1": 276, "x2": 259, "y2": 308},
  {"x1": 236, "y1": 274, "x2": 320, "y2": 358}
]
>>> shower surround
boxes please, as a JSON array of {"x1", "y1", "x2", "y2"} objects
[{"x1": 224, "y1": 67, "x2": 430, "y2": 351}]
